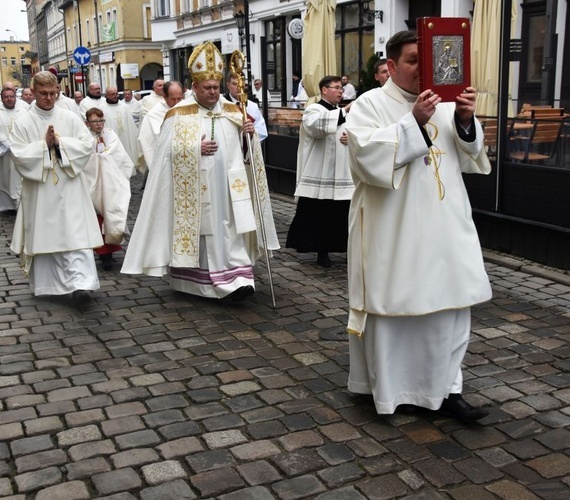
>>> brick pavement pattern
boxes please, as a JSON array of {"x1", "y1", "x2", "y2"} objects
[{"x1": 0, "y1": 176, "x2": 569, "y2": 499}]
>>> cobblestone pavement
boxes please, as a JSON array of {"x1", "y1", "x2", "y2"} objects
[{"x1": 0, "y1": 176, "x2": 569, "y2": 500}]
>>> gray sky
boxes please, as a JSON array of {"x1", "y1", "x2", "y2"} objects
[{"x1": 0, "y1": 0, "x2": 29, "y2": 42}]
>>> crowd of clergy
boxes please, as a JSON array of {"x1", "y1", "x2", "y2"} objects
[{"x1": 0, "y1": 30, "x2": 495, "y2": 425}]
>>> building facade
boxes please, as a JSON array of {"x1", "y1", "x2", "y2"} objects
[{"x1": 0, "y1": 37, "x2": 32, "y2": 88}]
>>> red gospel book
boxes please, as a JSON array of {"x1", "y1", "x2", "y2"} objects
[{"x1": 417, "y1": 17, "x2": 471, "y2": 102}]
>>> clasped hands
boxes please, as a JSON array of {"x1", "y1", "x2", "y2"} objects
[
  {"x1": 45, "y1": 125, "x2": 59, "y2": 149},
  {"x1": 412, "y1": 87, "x2": 477, "y2": 128}
]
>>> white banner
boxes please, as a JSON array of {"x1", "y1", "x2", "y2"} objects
[
  {"x1": 121, "y1": 63, "x2": 139, "y2": 79},
  {"x1": 222, "y1": 28, "x2": 241, "y2": 54}
]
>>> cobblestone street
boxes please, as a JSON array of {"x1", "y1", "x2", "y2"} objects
[{"x1": 0, "y1": 176, "x2": 569, "y2": 499}]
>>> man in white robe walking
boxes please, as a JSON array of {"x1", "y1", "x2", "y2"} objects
[
  {"x1": 138, "y1": 81, "x2": 183, "y2": 172},
  {"x1": 140, "y1": 78, "x2": 165, "y2": 120},
  {"x1": 98, "y1": 87, "x2": 139, "y2": 173},
  {"x1": 123, "y1": 89, "x2": 142, "y2": 128},
  {"x1": 79, "y1": 82, "x2": 103, "y2": 118},
  {"x1": 224, "y1": 74, "x2": 267, "y2": 142},
  {"x1": 0, "y1": 88, "x2": 26, "y2": 213},
  {"x1": 122, "y1": 42, "x2": 279, "y2": 302},
  {"x1": 9, "y1": 71, "x2": 103, "y2": 305},
  {"x1": 345, "y1": 30, "x2": 492, "y2": 423}
]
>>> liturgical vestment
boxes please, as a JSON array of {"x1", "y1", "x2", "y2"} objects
[
  {"x1": 9, "y1": 105, "x2": 103, "y2": 294},
  {"x1": 345, "y1": 79, "x2": 492, "y2": 413},
  {"x1": 121, "y1": 96, "x2": 279, "y2": 299}
]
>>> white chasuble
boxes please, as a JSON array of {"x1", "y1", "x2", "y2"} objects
[
  {"x1": 121, "y1": 96, "x2": 278, "y2": 298},
  {"x1": 0, "y1": 105, "x2": 26, "y2": 209}
]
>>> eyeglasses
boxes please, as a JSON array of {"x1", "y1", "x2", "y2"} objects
[
  {"x1": 324, "y1": 86, "x2": 343, "y2": 90},
  {"x1": 36, "y1": 91, "x2": 59, "y2": 98},
  {"x1": 88, "y1": 119, "x2": 105, "y2": 124}
]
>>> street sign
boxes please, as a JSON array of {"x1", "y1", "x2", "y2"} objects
[
  {"x1": 73, "y1": 46, "x2": 91, "y2": 66},
  {"x1": 75, "y1": 72, "x2": 84, "y2": 83}
]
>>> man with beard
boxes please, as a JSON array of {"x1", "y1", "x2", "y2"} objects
[
  {"x1": 122, "y1": 42, "x2": 279, "y2": 301},
  {"x1": 0, "y1": 87, "x2": 27, "y2": 213},
  {"x1": 9, "y1": 71, "x2": 102, "y2": 305},
  {"x1": 80, "y1": 82, "x2": 103, "y2": 118},
  {"x1": 98, "y1": 86, "x2": 139, "y2": 172}
]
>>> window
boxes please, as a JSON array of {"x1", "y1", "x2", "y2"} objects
[
  {"x1": 180, "y1": 0, "x2": 192, "y2": 13},
  {"x1": 86, "y1": 20, "x2": 90, "y2": 45},
  {"x1": 10, "y1": 57, "x2": 16, "y2": 66},
  {"x1": 19, "y1": 46, "x2": 25, "y2": 52},
  {"x1": 1, "y1": 57, "x2": 7, "y2": 66},
  {"x1": 264, "y1": 18, "x2": 284, "y2": 93},
  {"x1": 155, "y1": 0, "x2": 170, "y2": 17},
  {"x1": 335, "y1": 2, "x2": 374, "y2": 88},
  {"x1": 0, "y1": 47, "x2": 5, "y2": 52}
]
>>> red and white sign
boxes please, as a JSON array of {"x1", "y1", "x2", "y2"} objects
[{"x1": 74, "y1": 72, "x2": 84, "y2": 83}]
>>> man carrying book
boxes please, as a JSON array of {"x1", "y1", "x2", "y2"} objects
[{"x1": 345, "y1": 30, "x2": 492, "y2": 423}]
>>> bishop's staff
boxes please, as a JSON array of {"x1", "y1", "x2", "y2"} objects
[{"x1": 229, "y1": 50, "x2": 277, "y2": 308}]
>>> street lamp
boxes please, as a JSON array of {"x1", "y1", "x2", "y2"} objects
[
  {"x1": 233, "y1": 2, "x2": 253, "y2": 89},
  {"x1": 362, "y1": 0, "x2": 384, "y2": 22},
  {"x1": 5, "y1": 29, "x2": 19, "y2": 40}
]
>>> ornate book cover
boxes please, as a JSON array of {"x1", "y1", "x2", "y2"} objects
[{"x1": 417, "y1": 17, "x2": 471, "y2": 102}]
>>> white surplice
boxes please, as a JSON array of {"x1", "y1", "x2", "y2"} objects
[
  {"x1": 124, "y1": 98, "x2": 142, "y2": 128},
  {"x1": 83, "y1": 128, "x2": 133, "y2": 245},
  {"x1": 79, "y1": 96, "x2": 103, "y2": 119},
  {"x1": 98, "y1": 101, "x2": 139, "y2": 172},
  {"x1": 55, "y1": 92, "x2": 82, "y2": 119},
  {"x1": 0, "y1": 105, "x2": 26, "y2": 210},
  {"x1": 9, "y1": 104, "x2": 102, "y2": 295},
  {"x1": 344, "y1": 79, "x2": 493, "y2": 413},
  {"x1": 295, "y1": 100, "x2": 354, "y2": 200},
  {"x1": 121, "y1": 96, "x2": 279, "y2": 299}
]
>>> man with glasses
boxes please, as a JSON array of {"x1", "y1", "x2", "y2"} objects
[
  {"x1": 9, "y1": 71, "x2": 102, "y2": 306},
  {"x1": 83, "y1": 107, "x2": 133, "y2": 272},
  {"x1": 286, "y1": 75, "x2": 354, "y2": 267}
]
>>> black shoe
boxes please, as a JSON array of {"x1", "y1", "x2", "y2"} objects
[
  {"x1": 229, "y1": 285, "x2": 254, "y2": 302},
  {"x1": 396, "y1": 404, "x2": 422, "y2": 415},
  {"x1": 71, "y1": 290, "x2": 90, "y2": 306},
  {"x1": 317, "y1": 251, "x2": 331, "y2": 267},
  {"x1": 100, "y1": 254, "x2": 113, "y2": 271},
  {"x1": 437, "y1": 394, "x2": 489, "y2": 423}
]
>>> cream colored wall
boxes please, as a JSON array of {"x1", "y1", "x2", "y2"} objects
[{"x1": 0, "y1": 41, "x2": 31, "y2": 87}]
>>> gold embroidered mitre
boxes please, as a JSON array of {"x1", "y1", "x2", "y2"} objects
[{"x1": 188, "y1": 42, "x2": 224, "y2": 83}]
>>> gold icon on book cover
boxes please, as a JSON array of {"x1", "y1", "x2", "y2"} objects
[{"x1": 433, "y1": 36, "x2": 464, "y2": 86}]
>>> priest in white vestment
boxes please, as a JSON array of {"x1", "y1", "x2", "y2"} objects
[
  {"x1": 123, "y1": 89, "x2": 142, "y2": 128},
  {"x1": 140, "y1": 79, "x2": 165, "y2": 120},
  {"x1": 54, "y1": 86, "x2": 83, "y2": 119},
  {"x1": 83, "y1": 107, "x2": 133, "y2": 272},
  {"x1": 345, "y1": 31, "x2": 492, "y2": 423},
  {"x1": 287, "y1": 76, "x2": 354, "y2": 267},
  {"x1": 9, "y1": 71, "x2": 103, "y2": 305},
  {"x1": 0, "y1": 88, "x2": 26, "y2": 212},
  {"x1": 98, "y1": 87, "x2": 140, "y2": 173},
  {"x1": 122, "y1": 42, "x2": 279, "y2": 302},
  {"x1": 138, "y1": 81, "x2": 184, "y2": 172},
  {"x1": 79, "y1": 82, "x2": 104, "y2": 119}
]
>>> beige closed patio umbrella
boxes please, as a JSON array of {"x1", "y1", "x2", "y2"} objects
[
  {"x1": 302, "y1": 0, "x2": 337, "y2": 103},
  {"x1": 471, "y1": 0, "x2": 517, "y2": 117}
]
